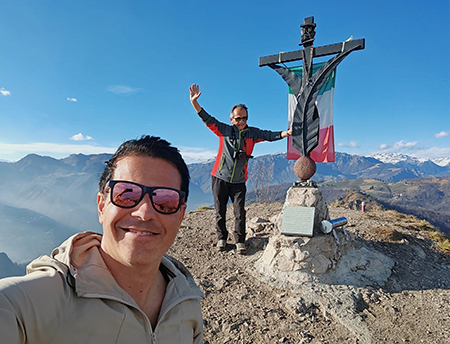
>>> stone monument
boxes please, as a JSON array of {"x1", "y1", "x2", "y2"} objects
[{"x1": 256, "y1": 17, "x2": 365, "y2": 278}]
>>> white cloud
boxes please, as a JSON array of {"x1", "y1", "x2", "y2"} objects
[
  {"x1": 380, "y1": 140, "x2": 418, "y2": 151},
  {"x1": 70, "y1": 133, "x2": 93, "y2": 141},
  {"x1": 393, "y1": 140, "x2": 418, "y2": 149},
  {"x1": 407, "y1": 147, "x2": 450, "y2": 160},
  {"x1": 1, "y1": 88, "x2": 11, "y2": 96},
  {"x1": 106, "y1": 85, "x2": 141, "y2": 95},
  {"x1": 67, "y1": 97, "x2": 78, "y2": 102},
  {"x1": 338, "y1": 141, "x2": 361, "y2": 148},
  {"x1": 435, "y1": 131, "x2": 450, "y2": 138}
]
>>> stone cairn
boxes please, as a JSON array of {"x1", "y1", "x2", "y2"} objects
[
  {"x1": 250, "y1": 177, "x2": 394, "y2": 289},
  {"x1": 255, "y1": 184, "x2": 354, "y2": 278},
  {"x1": 252, "y1": 160, "x2": 355, "y2": 284}
]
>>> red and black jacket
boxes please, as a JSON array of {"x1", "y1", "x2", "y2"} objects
[{"x1": 198, "y1": 108, "x2": 283, "y2": 184}]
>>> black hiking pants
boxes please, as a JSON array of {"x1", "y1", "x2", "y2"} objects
[{"x1": 211, "y1": 176, "x2": 246, "y2": 244}]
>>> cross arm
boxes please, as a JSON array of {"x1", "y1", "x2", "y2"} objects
[{"x1": 259, "y1": 38, "x2": 365, "y2": 67}]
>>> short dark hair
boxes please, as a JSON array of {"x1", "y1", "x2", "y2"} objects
[
  {"x1": 230, "y1": 104, "x2": 248, "y2": 117},
  {"x1": 99, "y1": 135, "x2": 190, "y2": 202}
]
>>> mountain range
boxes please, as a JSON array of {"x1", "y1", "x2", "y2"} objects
[
  {"x1": 0, "y1": 151, "x2": 449, "y2": 268},
  {"x1": 190, "y1": 151, "x2": 450, "y2": 196}
]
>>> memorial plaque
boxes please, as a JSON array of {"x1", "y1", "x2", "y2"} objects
[{"x1": 281, "y1": 206, "x2": 315, "y2": 237}]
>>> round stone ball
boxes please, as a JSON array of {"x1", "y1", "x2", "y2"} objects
[{"x1": 294, "y1": 156, "x2": 316, "y2": 180}]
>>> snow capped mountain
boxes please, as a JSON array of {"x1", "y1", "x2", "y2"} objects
[
  {"x1": 368, "y1": 153, "x2": 450, "y2": 167},
  {"x1": 431, "y1": 157, "x2": 450, "y2": 167},
  {"x1": 368, "y1": 153, "x2": 427, "y2": 165}
]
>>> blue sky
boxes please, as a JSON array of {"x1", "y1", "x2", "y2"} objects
[{"x1": 0, "y1": 0, "x2": 449, "y2": 163}]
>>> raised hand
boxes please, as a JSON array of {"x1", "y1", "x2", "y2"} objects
[{"x1": 189, "y1": 84, "x2": 202, "y2": 103}]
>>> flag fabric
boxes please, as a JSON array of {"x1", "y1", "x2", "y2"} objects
[{"x1": 287, "y1": 62, "x2": 336, "y2": 162}]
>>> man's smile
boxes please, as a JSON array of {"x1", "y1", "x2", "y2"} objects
[{"x1": 123, "y1": 228, "x2": 159, "y2": 236}]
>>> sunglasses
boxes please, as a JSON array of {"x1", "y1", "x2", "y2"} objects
[
  {"x1": 107, "y1": 180, "x2": 185, "y2": 214},
  {"x1": 234, "y1": 116, "x2": 248, "y2": 122}
]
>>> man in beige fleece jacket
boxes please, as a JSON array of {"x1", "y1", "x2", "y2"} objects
[{"x1": 0, "y1": 135, "x2": 204, "y2": 344}]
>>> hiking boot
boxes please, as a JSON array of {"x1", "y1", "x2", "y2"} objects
[
  {"x1": 236, "y1": 243, "x2": 247, "y2": 255},
  {"x1": 217, "y1": 240, "x2": 227, "y2": 251}
]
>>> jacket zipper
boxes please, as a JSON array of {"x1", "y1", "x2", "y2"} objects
[
  {"x1": 82, "y1": 293, "x2": 201, "y2": 342},
  {"x1": 230, "y1": 129, "x2": 242, "y2": 182},
  {"x1": 218, "y1": 153, "x2": 225, "y2": 171}
]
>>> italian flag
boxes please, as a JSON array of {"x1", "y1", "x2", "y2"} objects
[{"x1": 287, "y1": 62, "x2": 336, "y2": 162}]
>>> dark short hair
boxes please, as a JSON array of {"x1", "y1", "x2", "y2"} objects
[
  {"x1": 99, "y1": 135, "x2": 190, "y2": 202},
  {"x1": 230, "y1": 104, "x2": 248, "y2": 117}
]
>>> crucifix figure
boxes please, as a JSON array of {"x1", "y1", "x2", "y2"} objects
[{"x1": 259, "y1": 16, "x2": 365, "y2": 183}]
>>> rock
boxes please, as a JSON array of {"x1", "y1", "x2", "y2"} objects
[
  {"x1": 258, "y1": 232, "x2": 354, "y2": 275},
  {"x1": 321, "y1": 247, "x2": 395, "y2": 287},
  {"x1": 411, "y1": 244, "x2": 427, "y2": 259},
  {"x1": 246, "y1": 217, "x2": 273, "y2": 237}
]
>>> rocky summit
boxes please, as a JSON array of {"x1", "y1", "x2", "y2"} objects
[{"x1": 172, "y1": 201, "x2": 450, "y2": 344}]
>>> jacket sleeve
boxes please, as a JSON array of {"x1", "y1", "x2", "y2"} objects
[
  {"x1": 0, "y1": 269, "x2": 69, "y2": 344},
  {"x1": 197, "y1": 108, "x2": 231, "y2": 137},
  {"x1": 249, "y1": 126, "x2": 284, "y2": 142},
  {"x1": 0, "y1": 285, "x2": 26, "y2": 344},
  {"x1": 193, "y1": 320, "x2": 203, "y2": 344}
]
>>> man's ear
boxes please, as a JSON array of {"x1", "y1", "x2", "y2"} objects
[
  {"x1": 177, "y1": 203, "x2": 187, "y2": 227},
  {"x1": 97, "y1": 192, "x2": 105, "y2": 224}
]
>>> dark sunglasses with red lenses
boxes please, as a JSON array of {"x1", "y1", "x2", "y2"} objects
[{"x1": 108, "y1": 180, "x2": 185, "y2": 215}]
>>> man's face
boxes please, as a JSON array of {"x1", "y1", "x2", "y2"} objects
[
  {"x1": 97, "y1": 155, "x2": 186, "y2": 268},
  {"x1": 230, "y1": 107, "x2": 248, "y2": 131}
]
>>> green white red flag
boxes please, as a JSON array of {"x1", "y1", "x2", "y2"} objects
[{"x1": 287, "y1": 63, "x2": 336, "y2": 162}]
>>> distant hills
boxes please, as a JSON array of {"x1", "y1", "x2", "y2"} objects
[
  {"x1": 0, "y1": 202, "x2": 77, "y2": 263},
  {"x1": 0, "y1": 151, "x2": 449, "y2": 266},
  {"x1": 191, "y1": 151, "x2": 450, "y2": 194},
  {"x1": 0, "y1": 153, "x2": 108, "y2": 264},
  {"x1": 321, "y1": 178, "x2": 450, "y2": 233},
  {"x1": 0, "y1": 252, "x2": 25, "y2": 279}
]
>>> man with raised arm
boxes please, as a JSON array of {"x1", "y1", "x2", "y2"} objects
[{"x1": 189, "y1": 83, "x2": 292, "y2": 255}]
